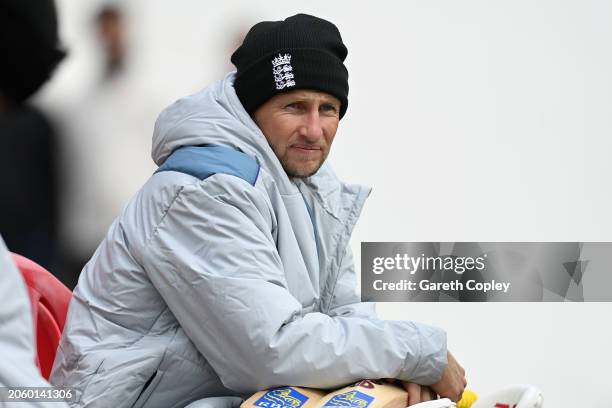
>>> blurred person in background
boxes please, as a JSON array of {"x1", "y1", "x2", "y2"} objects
[
  {"x1": 0, "y1": 0, "x2": 65, "y2": 272},
  {"x1": 55, "y1": 3, "x2": 157, "y2": 288},
  {"x1": 0, "y1": 0, "x2": 70, "y2": 406},
  {"x1": 96, "y1": 6, "x2": 125, "y2": 79}
]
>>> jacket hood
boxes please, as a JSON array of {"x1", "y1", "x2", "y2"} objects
[
  {"x1": 152, "y1": 73, "x2": 261, "y2": 165},
  {"x1": 152, "y1": 72, "x2": 299, "y2": 194}
]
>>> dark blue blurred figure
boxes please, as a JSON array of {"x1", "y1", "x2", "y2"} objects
[{"x1": 0, "y1": 0, "x2": 65, "y2": 275}]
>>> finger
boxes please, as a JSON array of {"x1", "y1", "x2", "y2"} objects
[
  {"x1": 407, "y1": 383, "x2": 422, "y2": 406},
  {"x1": 399, "y1": 381, "x2": 411, "y2": 405},
  {"x1": 399, "y1": 381, "x2": 410, "y2": 406},
  {"x1": 420, "y1": 386, "x2": 434, "y2": 402},
  {"x1": 453, "y1": 387, "x2": 464, "y2": 403}
]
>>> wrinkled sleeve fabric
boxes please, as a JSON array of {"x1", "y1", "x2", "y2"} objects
[
  {"x1": 138, "y1": 175, "x2": 447, "y2": 393},
  {"x1": 327, "y1": 245, "x2": 448, "y2": 383}
]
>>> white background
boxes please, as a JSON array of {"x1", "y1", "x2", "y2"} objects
[{"x1": 44, "y1": 1, "x2": 612, "y2": 406}]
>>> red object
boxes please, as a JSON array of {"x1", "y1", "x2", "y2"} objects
[{"x1": 11, "y1": 253, "x2": 72, "y2": 380}]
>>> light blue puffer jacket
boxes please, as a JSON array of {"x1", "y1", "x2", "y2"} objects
[{"x1": 50, "y1": 73, "x2": 447, "y2": 408}]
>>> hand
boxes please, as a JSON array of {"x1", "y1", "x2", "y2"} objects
[
  {"x1": 397, "y1": 381, "x2": 436, "y2": 406},
  {"x1": 430, "y1": 351, "x2": 467, "y2": 402}
]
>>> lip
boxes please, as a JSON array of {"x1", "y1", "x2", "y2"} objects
[{"x1": 290, "y1": 145, "x2": 322, "y2": 151}]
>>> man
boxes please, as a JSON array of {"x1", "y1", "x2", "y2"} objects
[
  {"x1": 51, "y1": 14, "x2": 465, "y2": 408},
  {"x1": 0, "y1": 0, "x2": 68, "y2": 407}
]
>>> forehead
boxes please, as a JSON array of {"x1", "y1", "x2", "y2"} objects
[{"x1": 272, "y1": 89, "x2": 340, "y2": 105}]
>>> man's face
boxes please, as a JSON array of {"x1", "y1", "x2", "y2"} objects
[{"x1": 253, "y1": 89, "x2": 341, "y2": 178}]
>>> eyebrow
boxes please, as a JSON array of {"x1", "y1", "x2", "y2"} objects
[
  {"x1": 286, "y1": 95, "x2": 339, "y2": 105},
  {"x1": 319, "y1": 98, "x2": 340, "y2": 106}
]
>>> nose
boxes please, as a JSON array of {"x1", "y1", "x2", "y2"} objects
[{"x1": 299, "y1": 109, "x2": 324, "y2": 142}]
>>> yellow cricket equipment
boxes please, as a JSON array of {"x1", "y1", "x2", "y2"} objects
[
  {"x1": 243, "y1": 383, "x2": 481, "y2": 408},
  {"x1": 456, "y1": 389, "x2": 478, "y2": 408},
  {"x1": 312, "y1": 380, "x2": 407, "y2": 408},
  {"x1": 241, "y1": 387, "x2": 327, "y2": 408}
]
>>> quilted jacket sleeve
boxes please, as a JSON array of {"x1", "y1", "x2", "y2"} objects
[
  {"x1": 138, "y1": 175, "x2": 447, "y2": 393},
  {"x1": 326, "y1": 245, "x2": 448, "y2": 382}
]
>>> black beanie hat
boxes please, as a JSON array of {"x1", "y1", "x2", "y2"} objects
[
  {"x1": 231, "y1": 14, "x2": 349, "y2": 119},
  {"x1": 0, "y1": 0, "x2": 65, "y2": 104}
]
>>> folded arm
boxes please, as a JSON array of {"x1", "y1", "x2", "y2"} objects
[{"x1": 138, "y1": 176, "x2": 447, "y2": 392}]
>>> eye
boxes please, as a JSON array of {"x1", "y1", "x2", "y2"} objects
[
  {"x1": 284, "y1": 102, "x2": 302, "y2": 110},
  {"x1": 320, "y1": 103, "x2": 339, "y2": 115}
]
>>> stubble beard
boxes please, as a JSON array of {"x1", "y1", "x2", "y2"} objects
[{"x1": 270, "y1": 143, "x2": 328, "y2": 178}]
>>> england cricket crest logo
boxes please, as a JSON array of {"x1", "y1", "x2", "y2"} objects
[
  {"x1": 254, "y1": 388, "x2": 308, "y2": 408},
  {"x1": 323, "y1": 391, "x2": 374, "y2": 408},
  {"x1": 272, "y1": 53, "x2": 296, "y2": 90}
]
